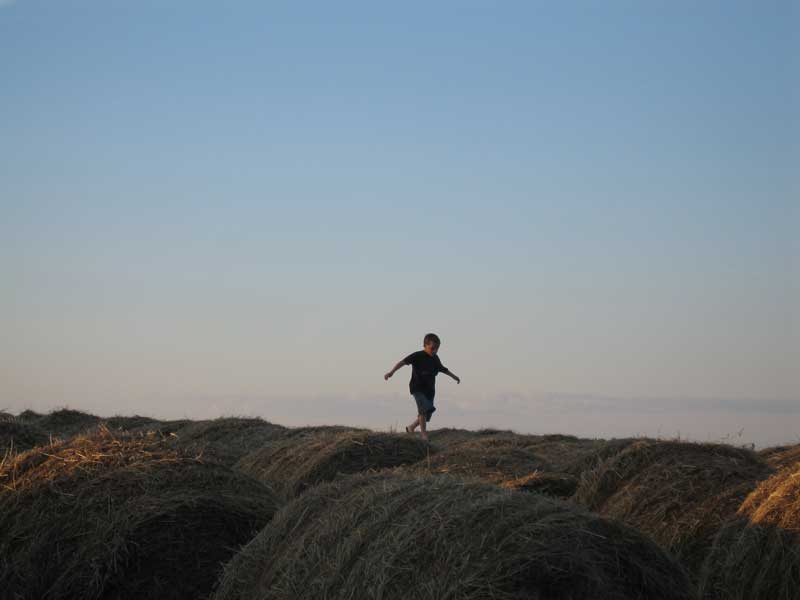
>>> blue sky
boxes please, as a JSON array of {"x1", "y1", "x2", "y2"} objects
[{"x1": 1, "y1": 2, "x2": 797, "y2": 443}]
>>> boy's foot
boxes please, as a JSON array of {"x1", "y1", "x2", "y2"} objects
[{"x1": 405, "y1": 425, "x2": 412, "y2": 434}]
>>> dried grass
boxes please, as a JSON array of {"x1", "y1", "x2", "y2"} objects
[
  {"x1": 174, "y1": 417, "x2": 287, "y2": 466},
  {"x1": 236, "y1": 431, "x2": 429, "y2": 499},
  {"x1": 700, "y1": 461, "x2": 800, "y2": 599},
  {"x1": 0, "y1": 428, "x2": 279, "y2": 600},
  {"x1": 573, "y1": 440, "x2": 771, "y2": 576},
  {"x1": 212, "y1": 472, "x2": 694, "y2": 600}
]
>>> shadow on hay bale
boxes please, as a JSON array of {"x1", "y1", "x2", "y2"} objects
[
  {"x1": 279, "y1": 424, "x2": 371, "y2": 438},
  {"x1": 404, "y1": 437, "x2": 579, "y2": 497},
  {"x1": 100, "y1": 414, "x2": 161, "y2": 431},
  {"x1": 0, "y1": 420, "x2": 50, "y2": 455},
  {"x1": 573, "y1": 440, "x2": 772, "y2": 576},
  {"x1": 759, "y1": 443, "x2": 800, "y2": 471},
  {"x1": 429, "y1": 430, "x2": 642, "y2": 476},
  {"x1": 236, "y1": 431, "x2": 430, "y2": 499},
  {"x1": 34, "y1": 408, "x2": 101, "y2": 438},
  {"x1": 174, "y1": 417, "x2": 288, "y2": 466},
  {"x1": 0, "y1": 429, "x2": 280, "y2": 600},
  {"x1": 211, "y1": 472, "x2": 695, "y2": 600},
  {"x1": 427, "y1": 427, "x2": 516, "y2": 447},
  {"x1": 699, "y1": 460, "x2": 800, "y2": 599},
  {"x1": 16, "y1": 409, "x2": 44, "y2": 422}
]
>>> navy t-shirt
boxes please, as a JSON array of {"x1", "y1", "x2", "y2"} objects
[{"x1": 403, "y1": 350, "x2": 450, "y2": 400}]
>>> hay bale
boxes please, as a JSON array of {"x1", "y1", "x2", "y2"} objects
[
  {"x1": 129, "y1": 418, "x2": 194, "y2": 435},
  {"x1": 759, "y1": 443, "x2": 800, "y2": 471},
  {"x1": 212, "y1": 472, "x2": 694, "y2": 600},
  {"x1": 573, "y1": 440, "x2": 771, "y2": 575},
  {"x1": 699, "y1": 461, "x2": 800, "y2": 599},
  {"x1": 280, "y1": 424, "x2": 370, "y2": 438},
  {"x1": 0, "y1": 421, "x2": 50, "y2": 454},
  {"x1": 0, "y1": 429, "x2": 279, "y2": 600},
  {"x1": 427, "y1": 427, "x2": 517, "y2": 447},
  {"x1": 36, "y1": 408, "x2": 101, "y2": 437},
  {"x1": 500, "y1": 471, "x2": 579, "y2": 497},
  {"x1": 174, "y1": 417, "x2": 287, "y2": 466},
  {"x1": 236, "y1": 431, "x2": 430, "y2": 498},
  {"x1": 101, "y1": 414, "x2": 160, "y2": 431},
  {"x1": 0, "y1": 411, "x2": 15, "y2": 422},
  {"x1": 16, "y1": 409, "x2": 43, "y2": 422},
  {"x1": 407, "y1": 436, "x2": 554, "y2": 490}
]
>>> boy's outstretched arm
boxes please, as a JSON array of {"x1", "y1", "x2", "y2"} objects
[
  {"x1": 444, "y1": 370, "x2": 461, "y2": 384},
  {"x1": 384, "y1": 360, "x2": 406, "y2": 381}
]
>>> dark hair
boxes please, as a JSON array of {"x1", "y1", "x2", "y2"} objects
[{"x1": 423, "y1": 333, "x2": 441, "y2": 347}]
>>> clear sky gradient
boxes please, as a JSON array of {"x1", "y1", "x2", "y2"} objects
[{"x1": 1, "y1": 1, "x2": 797, "y2": 445}]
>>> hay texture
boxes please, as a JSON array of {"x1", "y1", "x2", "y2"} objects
[
  {"x1": 236, "y1": 431, "x2": 429, "y2": 498},
  {"x1": 0, "y1": 420, "x2": 49, "y2": 455},
  {"x1": 0, "y1": 429, "x2": 279, "y2": 600},
  {"x1": 174, "y1": 417, "x2": 287, "y2": 466},
  {"x1": 35, "y1": 408, "x2": 101, "y2": 438},
  {"x1": 573, "y1": 440, "x2": 771, "y2": 574},
  {"x1": 699, "y1": 462, "x2": 800, "y2": 599},
  {"x1": 759, "y1": 443, "x2": 800, "y2": 471},
  {"x1": 406, "y1": 436, "x2": 577, "y2": 495},
  {"x1": 212, "y1": 472, "x2": 694, "y2": 600},
  {"x1": 101, "y1": 414, "x2": 160, "y2": 431}
]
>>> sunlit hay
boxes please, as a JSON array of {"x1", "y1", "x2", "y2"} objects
[
  {"x1": 235, "y1": 431, "x2": 430, "y2": 499},
  {"x1": 174, "y1": 417, "x2": 288, "y2": 466},
  {"x1": 35, "y1": 408, "x2": 101, "y2": 438},
  {"x1": 0, "y1": 412, "x2": 14, "y2": 423},
  {"x1": 211, "y1": 472, "x2": 695, "y2": 600},
  {"x1": 699, "y1": 462, "x2": 800, "y2": 599},
  {"x1": 0, "y1": 429, "x2": 279, "y2": 600},
  {"x1": 759, "y1": 443, "x2": 800, "y2": 471},
  {"x1": 0, "y1": 421, "x2": 50, "y2": 455},
  {"x1": 573, "y1": 440, "x2": 771, "y2": 575}
]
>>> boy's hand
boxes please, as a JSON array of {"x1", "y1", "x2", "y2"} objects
[
  {"x1": 455, "y1": 376, "x2": 461, "y2": 384},
  {"x1": 384, "y1": 372, "x2": 393, "y2": 381}
]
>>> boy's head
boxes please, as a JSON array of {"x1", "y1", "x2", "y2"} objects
[{"x1": 423, "y1": 333, "x2": 441, "y2": 355}]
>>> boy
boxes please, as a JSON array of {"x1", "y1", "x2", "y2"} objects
[{"x1": 384, "y1": 333, "x2": 460, "y2": 441}]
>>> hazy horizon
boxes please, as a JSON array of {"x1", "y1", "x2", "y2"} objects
[{"x1": 2, "y1": 2, "x2": 797, "y2": 445}]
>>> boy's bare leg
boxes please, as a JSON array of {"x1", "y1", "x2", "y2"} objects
[
  {"x1": 408, "y1": 417, "x2": 419, "y2": 431},
  {"x1": 418, "y1": 415, "x2": 428, "y2": 441}
]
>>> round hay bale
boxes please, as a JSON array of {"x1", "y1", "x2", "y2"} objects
[
  {"x1": 16, "y1": 409, "x2": 43, "y2": 422},
  {"x1": 212, "y1": 472, "x2": 694, "y2": 600},
  {"x1": 0, "y1": 429, "x2": 280, "y2": 600},
  {"x1": 573, "y1": 440, "x2": 771, "y2": 575},
  {"x1": 175, "y1": 417, "x2": 288, "y2": 466},
  {"x1": 407, "y1": 436, "x2": 556, "y2": 491},
  {"x1": 101, "y1": 414, "x2": 160, "y2": 431},
  {"x1": 699, "y1": 462, "x2": 800, "y2": 599},
  {"x1": 0, "y1": 411, "x2": 15, "y2": 422},
  {"x1": 235, "y1": 431, "x2": 430, "y2": 498},
  {"x1": 0, "y1": 421, "x2": 50, "y2": 454},
  {"x1": 36, "y1": 408, "x2": 101, "y2": 438},
  {"x1": 759, "y1": 443, "x2": 800, "y2": 471},
  {"x1": 129, "y1": 418, "x2": 194, "y2": 435},
  {"x1": 426, "y1": 427, "x2": 517, "y2": 447},
  {"x1": 500, "y1": 471, "x2": 579, "y2": 497},
  {"x1": 279, "y1": 424, "x2": 370, "y2": 438}
]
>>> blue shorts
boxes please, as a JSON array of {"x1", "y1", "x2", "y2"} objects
[{"x1": 412, "y1": 392, "x2": 436, "y2": 422}]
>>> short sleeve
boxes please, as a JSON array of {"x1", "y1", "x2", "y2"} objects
[
  {"x1": 436, "y1": 355, "x2": 449, "y2": 374},
  {"x1": 403, "y1": 352, "x2": 418, "y2": 366}
]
